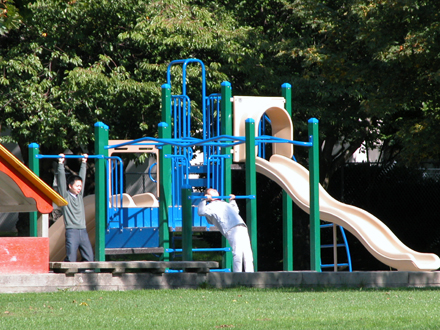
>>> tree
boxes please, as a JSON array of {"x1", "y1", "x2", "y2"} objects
[
  {"x1": 255, "y1": 0, "x2": 440, "y2": 186},
  {"x1": 0, "y1": 0, "x2": 21, "y2": 35},
  {"x1": 3, "y1": 0, "x2": 440, "y2": 187},
  {"x1": 0, "y1": 0, "x2": 253, "y2": 182}
]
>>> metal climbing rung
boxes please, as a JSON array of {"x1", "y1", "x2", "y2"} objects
[{"x1": 320, "y1": 223, "x2": 352, "y2": 272}]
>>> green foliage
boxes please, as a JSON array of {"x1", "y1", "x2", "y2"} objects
[
  {"x1": 395, "y1": 100, "x2": 440, "y2": 164},
  {"x1": 0, "y1": 0, "x2": 251, "y2": 157},
  {"x1": 0, "y1": 0, "x2": 22, "y2": 35},
  {"x1": 261, "y1": 0, "x2": 440, "y2": 182}
]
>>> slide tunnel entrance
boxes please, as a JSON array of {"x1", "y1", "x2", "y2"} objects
[{"x1": 232, "y1": 96, "x2": 293, "y2": 162}]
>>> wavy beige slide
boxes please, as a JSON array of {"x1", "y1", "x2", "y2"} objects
[
  {"x1": 49, "y1": 195, "x2": 96, "y2": 261},
  {"x1": 256, "y1": 154, "x2": 440, "y2": 271}
]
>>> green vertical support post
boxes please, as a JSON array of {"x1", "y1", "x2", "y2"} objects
[
  {"x1": 94, "y1": 122, "x2": 108, "y2": 261},
  {"x1": 282, "y1": 192, "x2": 293, "y2": 270},
  {"x1": 181, "y1": 185, "x2": 193, "y2": 261},
  {"x1": 245, "y1": 118, "x2": 258, "y2": 271},
  {"x1": 159, "y1": 83, "x2": 172, "y2": 261},
  {"x1": 308, "y1": 118, "x2": 321, "y2": 271},
  {"x1": 281, "y1": 83, "x2": 294, "y2": 271},
  {"x1": 220, "y1": 81, "x2": 233, "y2": 270},
  {"x1": 28, "y1": 143, "x2": 40, "y2": 237}
]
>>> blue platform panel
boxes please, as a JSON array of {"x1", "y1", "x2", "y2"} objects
[
  {"x1": 106, "y1": 227, "x2": 159, "y2": 248},
  {"x1": 106, "y1": 207, "x2": 160, "y2": 248},
  {"x1": 107, "y1": 207, "x2": 159, "y2": 229}
]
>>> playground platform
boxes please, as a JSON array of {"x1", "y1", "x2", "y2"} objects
[{"x1": 1, "y1": 269, "x2": 439, "y2": 293}]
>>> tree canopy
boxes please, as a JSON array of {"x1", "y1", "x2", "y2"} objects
[
  {"x1": 0, "y1": 0, "x2": 21, "y2": 35},
  {"x1": 0, "y1": 0, "x2": 249, "y2": 155},
  {"x1": 265, "y1": 0, "x2": 440, "y2": 183},
  {"x1": 1, "y1": 0, "x2": 440, "y2": 187}
]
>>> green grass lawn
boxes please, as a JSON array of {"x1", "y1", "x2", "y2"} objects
[{"x1": 0, "y1": 287, "x2": 439, "y2": 329}]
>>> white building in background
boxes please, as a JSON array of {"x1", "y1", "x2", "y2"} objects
[{"x1": 349, "y1": 141, "x2": 383, "y2": 163}]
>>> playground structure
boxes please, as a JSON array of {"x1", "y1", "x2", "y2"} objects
[{"x1": 28, "y1": 58, "x2": 440, "y2": 272}]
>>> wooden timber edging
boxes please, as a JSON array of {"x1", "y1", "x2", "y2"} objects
[{"x1": 49, "y1": 261, "x2": 219, "y2": 276}]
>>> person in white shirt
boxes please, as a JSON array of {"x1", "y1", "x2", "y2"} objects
[{"x1": 197, "y1": 188, "x2": 254, "y2": 272}]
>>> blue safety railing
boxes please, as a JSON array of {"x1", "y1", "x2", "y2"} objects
[
  {"x1": 204, "y1": 93, "x2": 222, "y2": 165},
  {"x1": 172, "y1": 95, "x2": 192, "y2": 156},
  {"x1": 206, "y1": 154, "x2": 230, "y2": 195},
  {"x1": 167, "y1": 59, "x2": 207, "y2": 158},
  {"x1": 106, "y1": 156, "x2": 124, "y2": 230},
  {"x1": 165, "y1": 154, "x2": 190, "y2": 208},
  {"x1": 167, "y1": 59, "x2": 206, "y2": 103}
]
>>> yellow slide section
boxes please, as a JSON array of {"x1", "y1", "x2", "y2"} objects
[
  {"x1": 256, "y1": 154, "x2": 440, "y2": 271},
  {"x1": 49, "y1": 195, "x2": 96, "y2": 261}
]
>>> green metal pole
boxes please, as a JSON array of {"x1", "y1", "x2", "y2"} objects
[
  {"x1": 220, "y1": 81, "x2": 233, "y2": 270},
  {"x1": 281, "y1": 83, "x2": 294, "y2": 271},
  {"x1": 159, "y1": 83, "x2": 172, "y2": 261},
  {"x1": 245, "y1": 118, "x2": 258, "y2": 271},
  {"x1": 282, "y1": 192, "x2": 293, "y2": 271},
  {"x1": 181, "y1": 185, "x2": 193, "y2": 261},
  {"x1": 28, "y1": 143, "x2": 40, "y2": 237},
  {"x1": 308, "y1": 118, "x2": 321, "y2": 271},
  {"x1": 281, "y1": 83, "x2": 293, "y2": 138},
  {"x1": 94, "y1": 122, "x2": 108, "y2": 261}
]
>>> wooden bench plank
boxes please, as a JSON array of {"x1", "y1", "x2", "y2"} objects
[
  {"x1": 49, "y1": 261, "x2": 219, "y2": 275},
  {"x1": 105, "y1": 248, "x2": 164, "y2": 255}
]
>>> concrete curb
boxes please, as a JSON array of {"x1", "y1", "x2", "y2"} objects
[{"x1": 1, "y1": 271, "x2": 440, "y2": 293}]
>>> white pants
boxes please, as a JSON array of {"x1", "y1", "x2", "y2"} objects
[{"x1": 225, "y1": 225, "x2": 254, "y2": 272}]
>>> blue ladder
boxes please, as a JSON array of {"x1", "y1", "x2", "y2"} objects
[{"x1": 320, "y1": 224, "x2": 352, "y2": 272}]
